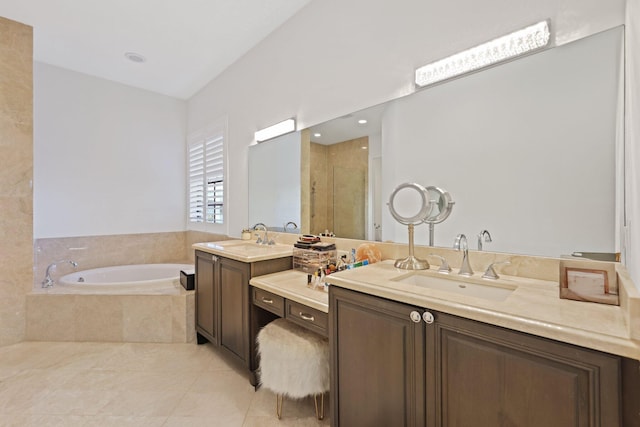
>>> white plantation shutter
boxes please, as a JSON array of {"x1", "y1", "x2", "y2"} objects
[{"x1": 188, "y1": 124, "x2": 225, "y2": 226}]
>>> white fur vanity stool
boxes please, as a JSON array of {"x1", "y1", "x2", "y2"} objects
[{"x1": 257, "y1": 318, "x2": 330, "y2": 420}]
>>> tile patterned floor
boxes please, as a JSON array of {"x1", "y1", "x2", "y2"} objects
[{"x1": 0, "y1": 341, "x2": 330, "y2": 426}]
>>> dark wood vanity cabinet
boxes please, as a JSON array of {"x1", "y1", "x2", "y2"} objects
[
  {"x1": 195, "y1": 250, "x2": 291, "y2": 370},
  {"x1": 195, "y1": 251, "x2": 217, "y2": 342},
  {"x1": 330, "y1": 286, "x2": 426, "y2": 427},
  {"x1": 330, "y1": 286, "x2": 637, "y2": 427},
  {"x1": 427, "y1": 312, "x2": 622, "y2": 427}
]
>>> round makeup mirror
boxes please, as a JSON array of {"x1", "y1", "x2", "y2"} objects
[
  {"x1": 424, "y1": 186, "x2": 455, "y2": 246},
  {"x1": 425, "y1": 186, "x2": 454, "y2": 223},
  {"x1": 388, "y1": 182, "x2": 433, "y2": 225},
  {"x1": 387, "y1": 183, "x2": 432, "y2": 270}
]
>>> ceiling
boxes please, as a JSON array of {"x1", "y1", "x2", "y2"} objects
[
  {"x1": 308, "y1": 103, "x2": 386, "y2": 145},
  {"x1": 0, "y1": 0, "x2": 311, "y2": 99}
]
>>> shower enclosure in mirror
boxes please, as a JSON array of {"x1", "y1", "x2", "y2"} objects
[{"x1": 247, "y1": 26, "x2": 624, "y2": 258}]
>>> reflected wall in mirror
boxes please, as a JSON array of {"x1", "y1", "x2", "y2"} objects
[
  {"x1": 248, "y1": 131, "x2": 301, "y2": 231},
  {"x1": 247, "y1": 26, "x2": 624, "y2": 257}
]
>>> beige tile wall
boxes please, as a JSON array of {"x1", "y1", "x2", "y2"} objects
[
  {"x1": 327, "y1": 136, "x2": 368, "y2": 239},
  {"x1": 0, "y1": 17, "x2": 33, "y2": 346},
  {"x1": 307, "y1": 136, "x2": 369, "y2": 238},
  {"x1": 309, "y1": 141, "x2": 329, "y2": 233},
  {"x1": 26, "y1": 293, "x2": 195, "y2": 343}
]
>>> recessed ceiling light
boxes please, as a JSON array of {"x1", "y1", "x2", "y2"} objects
[
  {"x1": 361, "y1": 146, "x2": 368, "y2": 150},
  {"x1": 358, "y1": 119, "x2": 368, "y2": 124},
  {"x1": 124, "y1": 52, "x2": 146, "y2": 63},
  {"x1": 314, "y1": 133, "x2": 322, "y2": 138}
]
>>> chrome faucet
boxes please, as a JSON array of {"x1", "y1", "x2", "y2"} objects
[
  {"x1": 284, "y1": 221, "x2": 298, "y2": 233},
  {"x1": 428, "y1": 254, "x2": 452, "y2": 274},
  {"x1": 477, "y1": 229, "x2": 492, "y2": 251},
  {"x1": 482, "y1": 261, "x2": 511, "y2": 280},
  {"x1": 453, "y1": 234, "x2": 474, "y2": 276},
  {"x1": 42, "y1": 260, "x2": 78, "y2": 288},
  {"x1": 252, "y1": 223, "x2": 274, "y2": 245}
]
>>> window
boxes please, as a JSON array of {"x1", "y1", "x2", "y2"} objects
[{"x1": 188, "y1": 120, "x2": 226, "y2": 229}]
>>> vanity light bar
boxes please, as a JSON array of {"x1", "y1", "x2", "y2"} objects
[
  {"x1": 255, "y1": 118, "x2": 296, "y2": 143},
  {"x1": 415, "y1": 20, "x2": 550, "y2": 88}
]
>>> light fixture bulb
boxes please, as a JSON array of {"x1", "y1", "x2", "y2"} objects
[
  {"x1": 415, "y1": 20, "x2": 550, "y2": 88},
  {"x1": 255, "y1": 118, "x2": 296, "y2": 142}
]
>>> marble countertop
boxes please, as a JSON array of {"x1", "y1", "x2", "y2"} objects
[
  {"x1": 193, "y1": 240, "x2": 293, "y2": 263},
  {"x1": 326, "y1": 260, "x2": 640, "y2": 360},
  {"x1": 249, "y1": 269, "x2": 329, "y2": 313}
]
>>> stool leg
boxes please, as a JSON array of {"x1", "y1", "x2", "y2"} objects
[
  {"x1": 276, "y1": 393, "x2": 283, "y2": 419},
  {"x1": 314, "y1": 393, "x2": 325, "y2": 420}
]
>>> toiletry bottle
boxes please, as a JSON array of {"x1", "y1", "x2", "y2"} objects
[{"x1": 347, "y1": 248, "x2": 356, "y2": 269}]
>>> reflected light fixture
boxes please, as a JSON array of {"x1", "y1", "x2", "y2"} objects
[
  {"x1": 255, "y1": 118, "x2": 296, "y2": 143},
  {"x1": 358, "y1": 119, "x2": 368, "y2": 124},
  {"x1": 314, "y1": 133, "x2": 322, "y2": 138},
  {"x1": 415, "y1": 20, "x2": 550, "y2": 88}
]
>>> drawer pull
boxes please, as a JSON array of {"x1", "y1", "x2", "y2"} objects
[
  {"x1": 299, "y1": 312, "x2": 315, "y2": 322},
  {"x1": 261, "y1": 297, "x2": 274, "y2": 304}
]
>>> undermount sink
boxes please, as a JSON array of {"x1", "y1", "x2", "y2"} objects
[{"x1": 391, "y1": 272, "x2": 516, "y2": 302}]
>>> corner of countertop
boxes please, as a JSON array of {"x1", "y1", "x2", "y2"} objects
[{"x1": 616, "y1": 264, "x2": 640, "y2": 340}]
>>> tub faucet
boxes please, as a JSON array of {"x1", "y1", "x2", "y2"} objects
[
  {"x1": 453, "y1": 234, "x2": 473, "y2": 277},
  {"x1": 478, "y1": 229, "x2": 492, "y2": 251},
  {"x1": 252, "y1": 223, "x2": 274, "y2": 245},
  {"x1": 42, "y1": 260, "x2": 78, "y2": 288}
]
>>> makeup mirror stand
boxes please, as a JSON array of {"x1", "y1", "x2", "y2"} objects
[{"x1": 388, "y1": 182, "x2": 433, "y2": 270}]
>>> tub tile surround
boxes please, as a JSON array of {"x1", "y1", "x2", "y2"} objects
[
  {"x1": 27, "y1": 231, "x2": 227, "y2": 344},
  {"x1": 34, "y1": 232, "x2": 187, "y2": 288},
  {"x1": 26, "y1": 293, "x2": 194, "y2": 343},
  {"x1": 33, "y1": 231, "x2": 229, "y2": 288},
  {"x1": 0, "y1": 16, "x2": 33, "y2": 346}
]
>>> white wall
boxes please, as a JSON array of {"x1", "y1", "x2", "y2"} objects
[
  {"x1": 34, "y1": 63, "x2": 187, "y2": 238},
  {"x1": 625, "y1": 0, "x2": 640, "y2": 283},
  {"x1": 188, "y1": 0, "x2": 625, "y2": 243}
]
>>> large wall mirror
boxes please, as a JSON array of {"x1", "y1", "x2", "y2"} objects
[{"x1": 248, "y1": 26, "x2": 624, "y2": 258}]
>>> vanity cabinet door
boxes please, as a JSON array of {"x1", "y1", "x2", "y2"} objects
[
  {"x1": 195, "y1": 250, "x2": 218, "y2": 344},
  {"x1": 426, "y1": 312, "x2": 622, "y2": 427},
  {"x1": 218, "y1": 257, "x2": 251, "y2": 364},
  {"x1": 330, "y1": 286, "x2": 425, "y2": 427}
]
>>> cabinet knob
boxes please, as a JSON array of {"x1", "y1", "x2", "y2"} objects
[
  {"x1": 422, "y1": 311, "x2": 434, "y2": 324},
  {"x1": 410, "y1": 311, "x2": 422, "y2": 323},
  {"x1": 212, "y1": 255, "x2": 218, "y2": 262}
]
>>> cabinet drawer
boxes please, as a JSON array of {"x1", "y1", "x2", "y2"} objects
[
  {"x1": 286, "y1": 300, "x2": 328, "y2": 337},
  {"x1": 252, "y1": 287, "x2": 285, "y2": 316}
]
